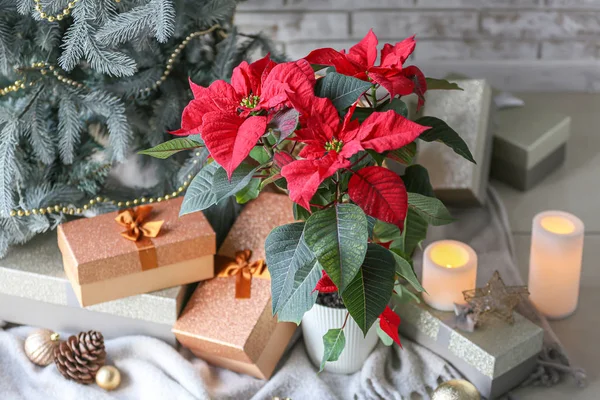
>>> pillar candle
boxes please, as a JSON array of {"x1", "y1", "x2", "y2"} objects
[
  {"x1": 422, "y1": 240, "x2": 478, "y2": 311},
  {"x1": 529, "y1": 211, "x2": 584, "y2": 319}
]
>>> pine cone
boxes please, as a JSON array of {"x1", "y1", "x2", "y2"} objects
[{"x1": 54, "y1": 331, "x2": 106, "y2": 384}]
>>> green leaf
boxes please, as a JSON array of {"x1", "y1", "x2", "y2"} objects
[
  {"x1": 265, "y1": 222, "x2": 318, "y2": 318},
  {"x1": 378, "y1": 98, "x2": 408, "y2": 117},
  {"x1": 416, "y1": 116, "x2": 476, "y2": 164},
  {"x1": 350, "y1": 98, "x2": 408, "y2": 123},
  {"x1": 400, "y1": 208, "x2": 428, "y2": 257},
  {"x1": 390, "y1": 248, "x2": 425, "y2": 292},
  {"x1": 393, "y1": 283, "x2": 421, "y2": 304},
  {"x1": 235, "y1": 178, "x2": 261, "y2": 204},
  {"x1": 259, "y1": 173, "x2": 282, "y2": 190},
  {"x1": 402, "y1": 165, "x2": 435, "y2": 198},
  {"x1": 320, "y1": 328, "x2": 346, "y2": 372},
  {"x1": 366, "y1": 215, "x2": 376, "y2": 240},
  {"x1": 315, "y1": 72, "x2": 372, "y2": 112},
  {"x1": 377, "y1": 324, "x2": 394, "y2": 346},
  {"x1": 249, "y1": 147, "x2": 271, "y2": 164},
  {"x1": 387, "y1": 142, "x2": 417, "y2": 165},
  {"x1": 293, "y1": 203, "x2": 311, "y2": 222},
  {"x1": 180, "y1": 162, "x2": 219, "y2": 216},
  {"x1": 342, "y1": 243, "x2": 396, "y2": 335},
  {"x1": 366, "y1": 149, "x2": 385, "y2": 166},
  {"x1": 212, "y1": 163, "x2": 258, "y2": 203},
  {"x1": 138, "y1": 138, "x2": 203, "y2": 159},
  {"x1": 373, "y1": 220, "x2": 401, "y2": 243},
  {"x1": 277, "y1": 261, "x2": 321, "y2": 324},
  {"x1": 408, "y1": 192, "x2": 454, "y2": 226},
  {"x1": 350, "y1": 107, "x2": 375, "y2": 123},
  {"x1": 425, "y1": 78, "x2": 463, "y2": 91},
  {"x1": 303, "y1": 204, "x2": 368, "y2": 292},
  {"x1": 203, "y1": 196, "x2": 241, "y2": 248}
]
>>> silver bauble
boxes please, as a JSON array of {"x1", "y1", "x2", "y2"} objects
[{"x1": 24, "y1": 329, "x2": 61, "y2": 366}]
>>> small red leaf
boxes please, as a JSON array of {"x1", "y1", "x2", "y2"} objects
[
  {"x1": 403, "y1": 65, "x2": 427, "y2": 110},
  {"x1": 313, "y1": 270, "x2": 338, "y2": 293},
  {"x1": 379, "y1": 306, "x2": 401, "y2": 347},
  {"x1": 348, "y1": 166, "x2": 408, "y2": 229},
  {"x1": 379, "y1": 241, "x2": 393, "y2": 250},
  {"x1": 273, "y1": 152, "x2": 294, "y2": 169}
]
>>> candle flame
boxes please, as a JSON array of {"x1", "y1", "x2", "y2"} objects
[
  {"x1": 540, "y1": 216, "x2": 576, "y2": 235},
  {"x1": 430, "y1": 243, "x2": 469, "y2": 269}
]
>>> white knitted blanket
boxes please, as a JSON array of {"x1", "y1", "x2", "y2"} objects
[{"x1": 0, "y1": 188, "x2": 580, "y2": 399}]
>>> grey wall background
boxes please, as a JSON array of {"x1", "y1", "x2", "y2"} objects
[{"x1": 236, "y1": 0, "x2": 600, "y2": 92}]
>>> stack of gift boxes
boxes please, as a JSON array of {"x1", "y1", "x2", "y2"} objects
[{"x1": 0, "y1": 193, "x2": 296, "y2": 379}]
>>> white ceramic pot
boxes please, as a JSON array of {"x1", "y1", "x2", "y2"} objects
[{"x1": 302, "y1": 303, "x2": 378, "y2": 374}]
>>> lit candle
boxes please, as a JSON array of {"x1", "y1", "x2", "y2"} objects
[
  {"x1": 422, "y1": 240, "x2": 478, "y2": 311},
  {"x1": 529, "y1": 211, "x2": 584, "y2": 319}
]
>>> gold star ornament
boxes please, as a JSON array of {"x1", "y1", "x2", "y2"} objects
[{"x1": 462, "y1": 271, "x2": 529, "y2": 324}]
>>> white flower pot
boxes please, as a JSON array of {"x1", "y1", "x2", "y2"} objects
[{"x1": 302, "y1": 303, "x2": 379, "y2": 374}]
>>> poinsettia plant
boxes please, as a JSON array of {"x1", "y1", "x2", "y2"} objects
[{"x1": 141, "y1": 30, "x2": 473, "y2": 368}]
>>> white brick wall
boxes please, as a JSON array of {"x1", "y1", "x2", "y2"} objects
[{"x1": 236, "y1": 0, "x2": 600, "y2": 91}]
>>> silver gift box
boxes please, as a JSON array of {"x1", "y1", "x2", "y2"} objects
[
  {"x1": 394, "y1": 298, "x2": 543, "y2": 399},
  {"x1": 491, "y1": 104, "x2": 570, "y2": 191},
  {"x1": 417, "y1": 79, "x2": 494, "y2": 206},
  {"x1": 0, "y1": 232, "x2": 191, "y2": 346}
]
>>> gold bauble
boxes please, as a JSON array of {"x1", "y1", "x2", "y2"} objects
[
  {"x1": 96, "y1": 365, "x2": 121, "y2": 390},
  {"x1": 432, "y1": 379, "x2": 481, "y2": 400},
  {"x1": 24, "y1": 329, "x2": 60, "y2": 366}
]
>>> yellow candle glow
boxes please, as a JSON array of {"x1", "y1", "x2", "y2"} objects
[
  {"x1": 422, "y1": 240, "x2": 477, "y2": 311},
  {"x1": 529, "y1": 211, "x2": 584, "y2": 319}
]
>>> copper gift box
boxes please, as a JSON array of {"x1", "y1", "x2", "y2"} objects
[
  {"x1": 57, "y1": 197, "x2": 216, "y2": 306},
  {"x1": 173, "y1": 193, "x2": 297, "y2": 379}
]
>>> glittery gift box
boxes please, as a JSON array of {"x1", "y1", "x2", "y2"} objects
[
  {"x1": 393, "y1": 297, "x2": 543, "y2": 399},
  {"x1": 417, "y1": 79, "x2": 494, "y2": 206},
  {"x1": 57, "y1": 197, "x2": 215, "y2": 306},
  {"x1": 173, "y1": 193, "x2": 297, "y2": 379},
  {"x1": 491, "y1": 104, "x2": 570, "y2": 191},
  {"x1": 0, "y1": 232, "x2": 191, "y2": 346}
]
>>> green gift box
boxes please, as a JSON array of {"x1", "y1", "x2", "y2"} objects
[
  {"x1": 394, "y1": 298, "x2": 543, "y2": 399},
  {"x1": 491, "y1": 105, "x2": 570, "y2": 191},
  {"x1": 0, "y1": 232, "x2": 191, "y2": 345},
  {"x1": 417, "y1": 79, "x2": 494, "y2": 206}
]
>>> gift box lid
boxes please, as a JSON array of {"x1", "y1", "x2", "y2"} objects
[
  {"x1": 493, "y1": 106, "x2": 570, "y2": 170},
  {"x1": 0, "y1": 232, "x2": 188, "y2": 325},
  {"x1": 173, "y1": 193, "x2": 296, "y2": 364},
  {"x1": 57, "y1": 197, "x2": 216, "y2": 285},
  {"x1": 396, "y1": 299, "x2": 544, "y2": 379}
]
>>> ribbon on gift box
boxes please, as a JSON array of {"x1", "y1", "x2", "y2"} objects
[
  {"x1": 215, "y1": 250, "x2": 269, "y2": 299},
  {"x1": 115, "y1": 206, "x2": 164, "y2": 271}
]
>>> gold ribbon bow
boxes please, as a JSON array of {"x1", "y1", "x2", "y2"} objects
[
  {"x1": 217, "y1": 249, "x2": 268, "y2": 299},
  {"x1": 116, "y1": 205, "x2": 164, "y2": 242},
  {"x1": 115, "y1": 206, "x2": 164, "y2": 270}
]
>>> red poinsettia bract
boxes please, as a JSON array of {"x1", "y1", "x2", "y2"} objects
[
  {"x1": 348, "y1": 166, "x2": 408, "y2": 229},
  {"x1": 312, "y1": 270, "x2": 338, "y2": 294},
  {"x1": 172, "y1": 55, "x2": 316, "y2": 178},
  {"x1": 304, "y1": 29, "x2": 427, "y2": 108},
  {"x1": 281, "y1": 96, "x2": 429, "y2": 212},
  {"x1": 379, "y1": 306, "x2": 402, "y2": 347}
]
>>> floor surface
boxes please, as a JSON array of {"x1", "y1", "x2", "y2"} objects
[{"x1": 493, "y1": 93, "x2": 600, "y2": 400}]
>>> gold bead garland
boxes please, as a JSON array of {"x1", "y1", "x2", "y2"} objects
[
  {"x1": 139, "y1": 24, "x2": 221, "y2": 94},
  {"x1": 0, "y1": 62, "x2": 84, "y2": 96},
  {"x1": 2, "y1": 22, "x2": 223, "y2": 217},
  {"x1": 8, "y1": 176, "x2": 192, "y2": 218},
  {"x1": 34, "y1": 0, "x2": 78, "y2": 22},
  {"x1": 1, "y1": 25, "x2": 221, "y2": 98}
]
